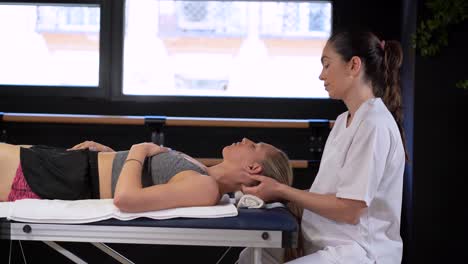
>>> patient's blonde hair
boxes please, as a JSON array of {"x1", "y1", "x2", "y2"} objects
[
  {"x1": 260, "y1": 147, "x2": 293, "y2": 187},
  {"x1": 261, "y1": 147, "x2": 304, "y2": 261}
]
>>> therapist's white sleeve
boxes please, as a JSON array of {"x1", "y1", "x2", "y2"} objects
[{"x1": 336, "y1": 120, "x2": 390, "y2": 205}]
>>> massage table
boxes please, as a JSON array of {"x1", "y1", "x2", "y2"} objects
[{"x1": 1, "y1": 207, "x2": 298, "y2": 264}]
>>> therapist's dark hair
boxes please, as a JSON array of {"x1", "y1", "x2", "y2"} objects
[{"x1": 328, "y1": 31, "x2": 408, "y2": 160}]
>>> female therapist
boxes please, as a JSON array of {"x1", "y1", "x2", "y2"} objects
[{"x1": 239, "y1": 30, "x2": 407, "y2": 264}]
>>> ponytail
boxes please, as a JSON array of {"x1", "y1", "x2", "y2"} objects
[{"x1": 382, "y1": 40, "x2": 409, "y2": 160}]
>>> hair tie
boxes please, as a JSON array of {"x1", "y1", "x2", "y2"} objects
[{"x1": 380, "y1": 40, "x2": 386, "y2": 50}]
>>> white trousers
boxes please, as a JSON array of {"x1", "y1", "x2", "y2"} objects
[
  {"x1": 238, "y1": 247, "x2": 283, "y2": 264},
  {"x1": 238, "y1": 244, "x2": 373, "y2": 264}
]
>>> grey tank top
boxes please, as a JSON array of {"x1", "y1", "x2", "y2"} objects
[{"x1": 111, "y1": 150, "x2": 207, "y2": 197}]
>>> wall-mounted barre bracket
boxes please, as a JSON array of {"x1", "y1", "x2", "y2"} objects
[
  {"x1": 144, "y1": 116, "x2": 167, "y2": 146},
  {"x1": 307, "y1": 120, "x2": 331, "y2": 159}
]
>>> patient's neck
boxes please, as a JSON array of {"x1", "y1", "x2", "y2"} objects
[{"x1": 206, "y1": 163, "x2": 240, "y2": 195}]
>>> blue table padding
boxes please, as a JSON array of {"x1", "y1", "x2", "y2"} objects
[
  {"x1": 89, "y1": 207, "x2": 298, "y2": 232},
  {"x1": 1, "y1": 208, "x2": 299, "y2": 247}
]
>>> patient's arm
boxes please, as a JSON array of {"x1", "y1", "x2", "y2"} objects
[
  {"x1": 114, "y1": 171, "x2": 220, "y2": 213},
  {"x1": 68, "y1": 140, "x2": 115, "y2": 152},
  {"x1": 113, "y1": 142, "x2": 219, "y2": 213}
]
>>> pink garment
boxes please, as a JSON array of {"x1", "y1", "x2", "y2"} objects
[{"x1": 7, "y1": 164, "x2": 41, "y2": 201}]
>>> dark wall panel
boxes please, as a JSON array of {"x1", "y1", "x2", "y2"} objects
[{"x1": 413, "y1": 16, "x2": 467, "y2": 263}]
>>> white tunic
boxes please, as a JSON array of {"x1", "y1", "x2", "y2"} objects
[{"x1": 301, "y1": 98, "x2": 405, "y2": 263}]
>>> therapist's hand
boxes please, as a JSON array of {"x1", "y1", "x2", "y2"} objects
[{"x1": 241, "y1": 174, "x2": 283, "y2": 202}]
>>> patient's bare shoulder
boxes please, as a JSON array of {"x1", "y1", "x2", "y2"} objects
[
  {"x1": 169, "y1": 170, "x2": 210, "y2": 183},
  {"x1": 169, "y1": 171, "x2": 220, "y2": 205}
]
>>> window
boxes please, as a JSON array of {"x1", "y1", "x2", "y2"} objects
[
  {"x1": 0, "y1": 3, "x2": 100, "y2": 87},
  {"x1": 259, "y1": 2, "x2": 331, "y2": 37},
  {"x1": 122, "y1": 0, "x2": 332, "y2": 98},
  {"x1": 37, "y1": 6, "x2": 100, "y2": 33}
]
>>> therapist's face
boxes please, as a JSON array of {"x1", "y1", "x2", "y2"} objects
[{"x1": 318, "y1": 43, "x2": 353, "y2": 99}]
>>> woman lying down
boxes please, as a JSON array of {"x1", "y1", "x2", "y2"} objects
[{"x1": 0, "y1": 138, "x2": 292, "y2": 213}]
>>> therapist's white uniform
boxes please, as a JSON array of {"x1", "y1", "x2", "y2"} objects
[{"x1": 239, "y1": 98, "x2": 405, "y2": 264}]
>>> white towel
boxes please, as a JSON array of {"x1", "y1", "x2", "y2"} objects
[
  {"x1": 235, "y1": 192, "x2": 285, "y2": 209},
  {"x1": 0, "y1": 202, "x2": 13, "y2": 218},
  {"x1": 237, "y1": 194, "x2": 265, "y2": 209},
  {"x1": 5, "y1": 195, "x2": 237, "y2": 224}
]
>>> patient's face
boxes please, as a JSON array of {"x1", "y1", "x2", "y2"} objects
[{"x1": 222, "y1": 138, "x2": 274, "y2": 168}]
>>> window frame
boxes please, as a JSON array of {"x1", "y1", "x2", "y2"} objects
[
  {"x1": 0, "y1": 0, "x2": 343, "y2": 120},
  {"x1": 0, "y1": 0, "x2": 109, "y2": 99},
  {"x1": 111, "y1": 0, "x2": 334, "y2": 102}
]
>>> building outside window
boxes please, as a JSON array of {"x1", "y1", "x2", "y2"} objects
[
  {"x1": 123, "y1": 0, "x2": 332, "y2": 98},
  {"x1": 0, "y1": 3, "x2": 100, "y2": 87}
]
